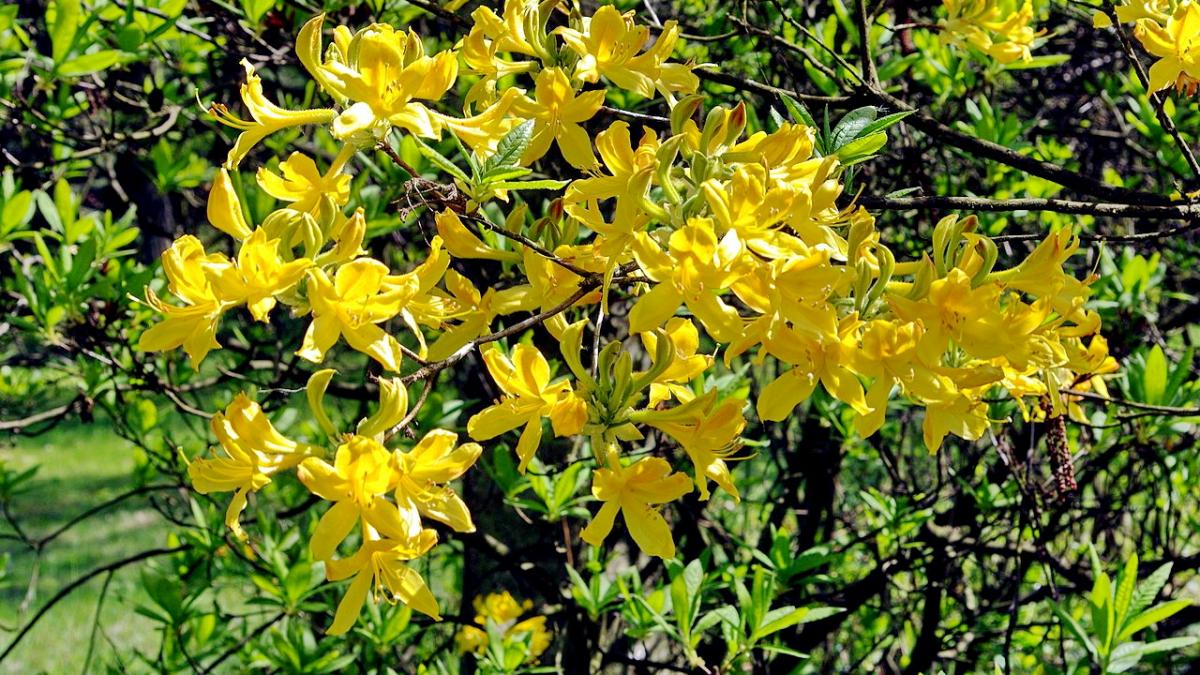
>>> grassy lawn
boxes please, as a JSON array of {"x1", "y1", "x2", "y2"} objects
[{"x1": 0, "y1": 421, "x2": 177, "y2": 673}]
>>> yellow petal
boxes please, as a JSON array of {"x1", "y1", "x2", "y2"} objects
[{"x1": 328, "y1": 568, "x2": 373, "y2": 635}]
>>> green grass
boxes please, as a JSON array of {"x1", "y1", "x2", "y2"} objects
[{"x1": 0, "y1": 421, "x2": 175, "y2": 673}]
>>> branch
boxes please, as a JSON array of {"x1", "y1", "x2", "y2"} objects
[{"x1": 0, "y1": 545, "x2": 190, "y2": 663}]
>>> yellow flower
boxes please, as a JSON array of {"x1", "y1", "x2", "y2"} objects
[
  {"x1": 638, "y1": 391, "x2": 746, "y2": 501},
  {"x1": 512, "y1": 68, "x2": 605, "y2": 169},
  {"x1": 922, "y1": 388, "x2": 991, "y2": 452},
  {"x1": 564, "y1": 121, "x2": 659, "y2": 216},
  {"x1": 206, "y1": 228, "x2": 311, "y2": 322},
  {"x1": 298, "y1": 258, "x2": 418, "y2": 371},
  {"x1": 467, "y1": 343, "x2": 585, "y2": 472},
  {"x1": 138, "y1": 236, "x2": 235, "y2": 367},
  {"x1": 639, "y1": 318, "x2": 711, "y2": 406},
  {"x1": 324, "y1": 529, "x2": 442, "y2": 634},
  {"x1": 392, "y1": 429, "x2": 482, "y2": 534},
  {"x1": 557, "y1": 6, "x2": 697, "y2": 98},
  {"x1": 208, "y1": 168, "x2": 253, "y2": 240},
  {"x1": 424, "y1": 270, "x2": 537, "y2": 361},
  {"x1": 298, "y1": 15, "x2": 457, "y2": 142},
  {"x1": 580, "y1": 454, "x2": 693, "y2": 558},
  {"x1": 629, "y1": 218, "x2": 751, "y2": 342},
  {"x1": 208, "y1": 59, "x2": 336, "y2": 168},
  {"x1": 1093, "y1": 0, "x2": 1170, "y2": 28},
  {"x1": 457, "y1": 591, "x2": 552, "y2": 661},
  {"x1": 188, "y1": 394, "x2": 306, "y2": 538},
  {"x1": 434, "y1": 209, "x2": 520, "y2": 262},
  {"x1": 1136, "y1": 4, "x2": 1200, "y2": 92},
  {"x1": 299, "y1": 435, "x2": 409, "y2": 560},
  {"x1": 939, "y1": 0, "x2": 1042, "y2": 65},
  {"x1": 256, "y1": 148, "x2": 354, "y2": 214}
]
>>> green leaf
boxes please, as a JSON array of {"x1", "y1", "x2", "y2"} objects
[
  {"x1": 481, "y1": 166, "x2": 532, "y2": 183},
  {"x1": 1106, "y1": 641, "x2": 1145, "y2": 673},
  {"x1": 484, "y1": 119, "x2": 535, "y2": 172},
  {"x1": 1129, "y1": 563, "x2": 1173, "y2": 619},
  {"x1": 836, "y1": 132, "x2": 888, "y2": 165},
  {"x1": 1143, "y1": 346, "x2": 1168, "y2": 404},
  {"x1": 1053, "y1": 602, "x2": 1097, "y2": 658},
  {"x1": 58, "y1": 50, "x2": 121, "y2": 77},
  {"x1": 750, "y1": 605, "x2": 841, "y2": 642},
  {"x1": 1140, "y1": 635, "x2": 1199, "y2": 656},
  {"x1": 411, "y1": 136, "x2": 470, "y2": 184},
  {"x1": 489, "y1": 179, "x2": 569, "y2": 191},
  {"x1": 830, "y1": 106, "x2": 877, "y2": 151},
  {"x1": 1004, "y1": 54, "x2": 1071, "y2": 70},
  {"x1": 1114, "y1": 553, "x2": 1138, "y2": 629},
  {"x1": 1118, "y1": 599, "x2": 1191, "y2": 642},
  {"x1": 1091, "y1": 571, "x2": 1113, "y2": 651},
  {"x1": 859, "y1": 110, "x2": 915, "y2": 137},
  {"x1": 2, "y1": 190, "x2": 32, "y2": 233},
  {"x1": 779, "y1": 94, "x2": 816, "y2": 129},
  {"x1": 50, "y1": 0, "x2": 81, "y2": 63}
]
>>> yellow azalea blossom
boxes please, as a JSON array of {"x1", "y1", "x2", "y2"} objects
[
  {"x1": 299, "y1": 435, "x2": 410, "y2": 560},
  {"x1": 522, "y1": 245, "x2": 605, "y2": 338},
  {"x1": 1094, "y1": 0, "x2": 1169, "y2": 28},
  {"x1": 208, "y1": 59, "x2": 336, "y2": 168},
  {"x1": 922, "y1": 387, "x2": 991, "y2": 452},
  {"x1": 424, "y1": 270, "x2": 537, "y2": 361},
  {"x1": 1135, "y1": 3, "x2": 1200, "y2": 92},
  {"x1": 564, "y1": 121, "x2": 660, "y2": 218},
  {"x1": 298, "y1": 258, "x2": 418, "y2": 371},
  {"x1": 256, "y1": 148, "x2": 354, "y2": 214},
  {"x1": 206, "y1": 229, "x2": 311, "y2": 322},
  {"x1": 557, "y1": 6, "x2": 698, "y2": 98},
  {"x1": 459, "y1": 0, "x2": 540, "y2": 107},
  {"x1": 298, "y1": 15, "x2": 457, "y2": 142},
  {"x1": 138, "y1": 236, "x2": 236, "y2": 366},
  {"x1": 392, "y1": 429, "x2": 482, "y2": 535},
  {"x1": 467, "y1": 343, "x2": 586, "y2": 472},
  {"x1": 188, "y1": 394, "x2": 306, "y2": 538},
  {"x1": 639, "y1": 318, "x2": 711, "y2": 406},
  {"x1": 580, "y1": 453, "x2": 693, "y2": 558},
  {"x1": 456, "y1": 591, "x2": 552, "y2": 661},
  {"x1": 638, "y1": 390, "x2": 746, "y2": 500},
  {"x1": 512, "y1": 68, "x2": 605, "y2": 169},
  {"x1": 939, "y1": 0, "x2": 1042, "y2": 64},
  {"x1": 434, "y1": 209, "x2": 520, "y2": 263},
  {"x1": 208, "y1": 168, "x2": 254, "y2": 240},
  {"x1": 630, "y1": 218, "x2": 752, "y2": 342},
  {"x1": 324, "y1": 529, "x2": 442, "y2": 633}
]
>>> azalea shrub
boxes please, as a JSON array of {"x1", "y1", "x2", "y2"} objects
[{"x1": 4, "y1": 0, "x2": 1200, "y2": 673}]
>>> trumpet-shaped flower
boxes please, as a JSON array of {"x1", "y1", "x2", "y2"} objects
[
  {"x1": 256, "y1": 148, "x2": 354, "y2": 214},
  {"x1": 1136, "y1": 5, "x2": 1200, "y2": 92},
  {"x1": 512, "y1": 68, "x2": 605, "y2": 169},
  {"x1": 206, "y1": 229, "x2": 312, "y2": 322},
  {"x1": 639, "y1": 318, "x2": 712, "y2": 406},
  {"x1": 298, "y1": 258, "x2": 418, "y2": 371},
  {"x1": 299, "y1": 435, "x2": 411, "y2": 560},
  {"x1": 630, "y1": 218, "x2": 752, "y2": 342},
  {"x1": 638, "y1": 391, "x2": 746, "y2": 500},
  {"x1": 392, "y1": 430, "x2": 482, "y2": 535},
  {"x1": 580, "y1": 454, "x2": 693, "y2": 558},
  {"x1": 468, "y1": 343, "x2": 585, "y2": 472},
  {"x1": 208, "y1": 60, "x2": 336, "y2": 168},
  {"x1": 557, "y1": 6, "x2": 697, "y2": 98},
  {"x1": 138, "y1": 236, "x2": 237, "y2": 366},
  {"x1": 188, "y1": 394, "x2": 306, "y2": 537},
  {"x1": 298, "y1": 15, "x2": 457, "y2": 142},
  {"x1": 456, "y1": 591, "x2": 552, "y2": 661},
  {"x1": 324, "y1": 528, "x2": 442, "y2": 633}
]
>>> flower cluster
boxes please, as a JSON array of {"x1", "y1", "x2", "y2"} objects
[
  {"x1": 1097, "y1": 0, "x2": 1200, "y2": 93},
  {"x1": 140, "y1": 0, "x2": 1112, "y2": 635},
  {"x1": 939, "y1": 0, "x2": 1044, "y2": 64},
  {"x1": 455, "y1": 591, "x2": 552, "y2": 662}
]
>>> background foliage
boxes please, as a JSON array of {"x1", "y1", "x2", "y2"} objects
[{"x1": 3, "y1": 0, "x2": 1200, "y2": 673}]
